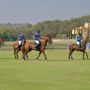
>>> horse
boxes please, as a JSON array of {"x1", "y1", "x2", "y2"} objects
[
  {"x1": 0, "y1": 39, "x2": 4, "y2": 46},
  {"x1": 22, "y1": 35, "x2": 53, "y2": 60},
  {"x1": 68, "y1": 37, "x2": 89, "y2": 59},
  {"x1": 13, "y1": 39, "x2": 26, "y2": 59}
]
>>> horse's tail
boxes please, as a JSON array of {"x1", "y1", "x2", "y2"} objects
[
  {"x1": 13, "y1": 43, "x2": 18, "y2": 51},
  {"x1": 69, "y1": 44, "x2": 72, "y2": 51},
  {"x1": 13, "y1": 43, "x2": 16, "y2": 54},
  {"x1": 13, "y1": 43, "x2": 15, "y2": 50}
]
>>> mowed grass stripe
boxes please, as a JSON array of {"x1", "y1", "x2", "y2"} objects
[{"x1": 0, "y1": 50, "x2": 90, "y2": 90}]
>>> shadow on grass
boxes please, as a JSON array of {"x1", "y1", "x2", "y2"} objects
[
  {"x1": 0, "y1": 57, "x2": 14, "y2": 59},
  {"x1": 68, "y1": 58, "x2": 90, "y2": 61},
  {"x1": 27, "y1": 58, "x2": 70, "y2": 61},
  {"x1": 0, "y1": 57, "x2": 89, "y2": 61}
]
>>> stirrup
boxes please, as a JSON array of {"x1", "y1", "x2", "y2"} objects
[
  {"x1": 17, "y1": 48, "x2": 20, "y2": 52},
  {"x1": 33, "y1": 47, "x2": 36, "y2": 50},
  {"x1": 79, "y1": 47, "x2": 82, "y2": 50}
]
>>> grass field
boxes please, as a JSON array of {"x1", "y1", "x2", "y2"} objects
[{"x1": 0, "y1": 42, "x2": 90, "y2": 90}]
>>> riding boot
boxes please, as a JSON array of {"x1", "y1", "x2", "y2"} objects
[
  {"x1": 79, "y1": 44, "x2": 81, "y2": 48},
  {"x1": 34, "y1": 45, "x2": 39, "y2": 50},
  {"x1": 17, "y1": 45, "x2": 21, "y2": 52},
  {"x1": 79, "y1": 44, "x2": 82, "y2": 50},
  {"x1": 33, "y1": 45, "x2": 37, "y2": 50},
  {"x1": 33, "y1": 47, "x2": 36, "y2": 50},
  {"x1": 33, "y1": 42, "x2": 36, "y2": 50}
]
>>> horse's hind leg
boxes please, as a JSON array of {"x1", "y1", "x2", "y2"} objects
[
  {"x1": 69, "y1": 50, "x2": 74, "y2": 60},
  {"x1": 16, "y1": 50, "x2": 19, "y2": 59},
  {"x1": 71, "y1": 53, "x2": 73, "y2": 59},
  {"x1": 69, "y1": 52, "x2": 73, "y2": 59},
  {"x1": 17, "y1": 53, "x2": 19, "y2": 59},
  {"x1": 82, "y1": 51, "x2": 85, "y2": 59},
  {"x1": 14, "y1": 50, "x2": 17, "y2": 59},
  {"x1": 85, "y1": 51, "x2": 88, "y2": 59},
  {"x1": 26, "y1": 54, "x2": 28, "y2": 60},
  {"x1": 68, "y1": 52, "x2": 71, "y2": 59}
]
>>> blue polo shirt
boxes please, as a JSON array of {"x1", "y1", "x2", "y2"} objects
[
  {"x1": 76, "y1": 35, "x2": 82, "y2": 42},
  {"x1": 19, "y1": 35, "x2": 25, "y2": 41},
  {"x1": 34, "y1": 33, "x2": 40, "y2": 41}
]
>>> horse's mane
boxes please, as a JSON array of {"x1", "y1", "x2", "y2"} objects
[{"x1": 81, "y1": 39, "x2": 88, "y2": 46}]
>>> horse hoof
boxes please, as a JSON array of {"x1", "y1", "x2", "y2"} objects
[
  {"x1": 27, "y1": 56, "x2": 28, "y2": 60},
  {"x1": 68, "y1": 56, "x2": 70, "y2": 60},
  {"x1": 45, "y1": 57, "x2": 47, "y2": 60},
  {"x1": 36, "y1": 57, "x2": 38, "y2": 60},
  {"x1": 22, "y1": 56, "x2": 25, "y2": 60},
  {"x1": 17, "y1": 56, "x2": 19, "y2": 59}
]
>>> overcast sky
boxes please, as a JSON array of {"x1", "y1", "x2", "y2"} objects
[{"x1": 0, "y1": 0, "x2": 90, "y2": 24}]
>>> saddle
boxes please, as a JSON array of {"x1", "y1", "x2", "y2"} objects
[
  {"x1": 34, "y1": 41, "x2": 41, "y2": 50},
  {"x1": 74, "y1": 44, "x2": 82, "y2": 50},
  {"x1": 74, "y1": 44, "x2": 79, "y2": 48}
]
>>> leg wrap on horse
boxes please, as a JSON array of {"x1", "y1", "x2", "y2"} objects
[{"x1": 22, "y1": 56, "x2": 25, "y2": 60}]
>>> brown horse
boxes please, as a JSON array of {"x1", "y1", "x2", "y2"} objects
[
  {"x1": 13, "y1": 39, "x2": 26, "y2": 59},
  {"x1": 68, "y1": 37, "x2": 89, "y2": 59},
  {"x1": 0, "y1": 39, "x2": 4, "y2": 46},
  {"x1": 22, "y1": 35, "x2": 53, "y2": 60}
]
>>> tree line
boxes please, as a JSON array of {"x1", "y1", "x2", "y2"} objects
[{"x1": 0, "y1": 15, "x2": 90, "y2": 41}]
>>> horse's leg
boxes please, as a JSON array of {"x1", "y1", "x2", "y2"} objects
[
  {"x1": 42, "y1": 51, "x2": 47, "y2": 60},
  {"x1": 82, "y1": 51, "x2": 85, "y2": 59},
  {"x1": 71, "y1": 50, "x2": 74, "y2": 59},
  {"x1": 68, "y1": 51, "x2": 71, "y2": 59},
  {"x1": 37, "y1": 51, "x2": 41, "y2": 60},
  {"x1": 17, "y1": 54, "x2": 19, "y2": 59},
  {"x1": 69, "y1": 50, "x2": 74, "y2": 60},
  {"x1": 26, "y1": 53, "x2": 28, "y2": 60},
  {"x1": 16, "y1": 50, "x2": 19, "y2": 59},
  {"x1": 69, "y1": 52, "x2": 72, "y2": 59},
  {"x1": 85, "y1": 51, "x2": 88, "y2": 59},
  {"x1": 22, "y1": 52, "x2": 26, "y2": 60},
  {"x1": 14, "y1": 50, "x2": 16, "y2": 59}
]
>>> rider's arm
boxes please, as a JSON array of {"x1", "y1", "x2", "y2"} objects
[
  {"x1": 33, "y1": 34, "x2": 38, "y2": 39},
  {"x1": 23, "y1": 35, "x2": 25, "y2": 39},
  {"x1": 81, "y1": 36, "x2": 83, "y2": 40},
  {"x1": 18, "y1": 35, "x2": 20, "y2": 40},
  {"x1": 33, "y1": 34, "x2": 35, "y2": 40},
  {"x1": 33, "y1": 37, "x2": 39, "y2": 39},
  {"x1": 76, "y1": 35, "x2": 78, "y2": 40},
  {"x1": 33, "y1": 36, "x2": 35, "y2": 40},
  {"x1": 41, "y1": 36, "x2": 45, "y2": 39}
]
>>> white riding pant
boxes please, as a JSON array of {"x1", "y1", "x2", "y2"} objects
[
  {"x1": 19, "y1": 41, "x2": 22, "y2": 45},
  {"x1": 76, "y1": 41, "x2": 80, "y2": 45},
  {"x1": 34, "y1": 40, "x2": 39, "y2": 44}
]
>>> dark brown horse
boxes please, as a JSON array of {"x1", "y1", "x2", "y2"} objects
[
  {"x1": 69, "y1": 37, "x2": 89, "y2": 59},
  {"x1": 0, "y1": 39, "x2": 4, "y2": 46},
  {"x1": 13, "y1": 39, "x2": 26, "y2": 59},
  {"x1": 22, "y1": 35, "x2": 53, "y2": 60}
]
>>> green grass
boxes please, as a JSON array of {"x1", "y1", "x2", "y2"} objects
[{"x1": 0, "y1": 49, "x2": 90, "y2": 90}]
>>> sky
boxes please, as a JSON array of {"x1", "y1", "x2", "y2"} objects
[{"x1": 0, "y1": 0, "x2": 90, "y2": 24}]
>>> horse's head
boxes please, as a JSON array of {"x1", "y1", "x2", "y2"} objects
[
  {"x1": 46, "y1": 35, "x2": 53, "y2": 45},
  {"x1": 0, "y1": 39, "x2": 4, "y2": 46},
  {"x1": 82, "y1": 37, "x2": 89, "y2": 46},
  {"x1": 85, "y1": 37, "x2": 89, "y2": 43}
]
